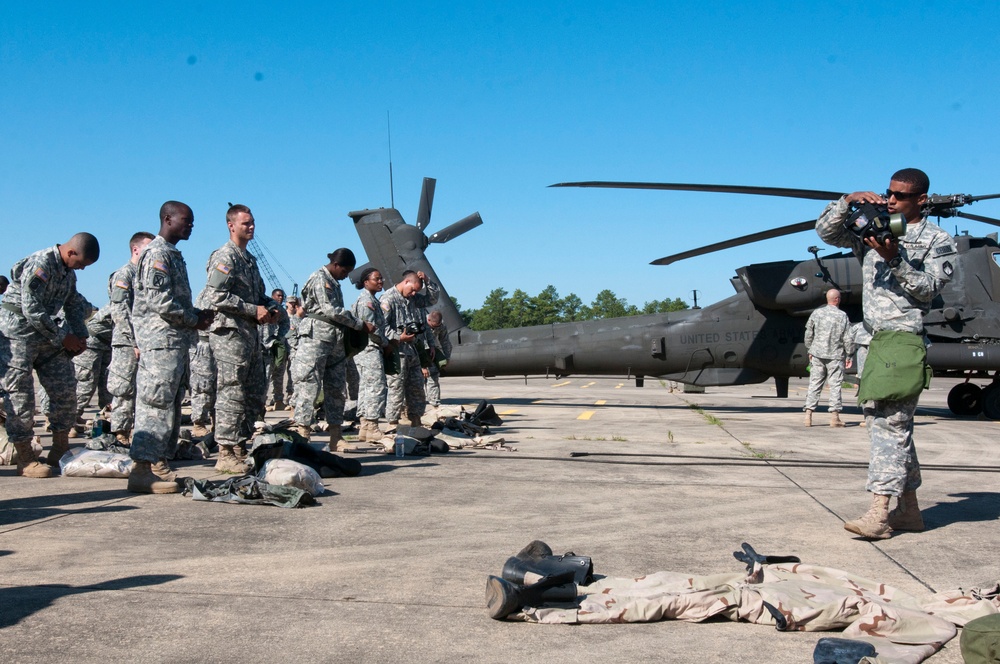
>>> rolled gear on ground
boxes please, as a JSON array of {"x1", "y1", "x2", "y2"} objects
[
  {"x1": 256, "y1": 458, "x2": 325, "y2": 496},
  {"x1": 183, "y1": 475, "x2": 316, "y2": 508},
  {"x1": 502, "y1": 540, "x2": 594, "y2": 587},
  {"x1": 59, "y1": 448, "x2": 133, "y2": 478}
]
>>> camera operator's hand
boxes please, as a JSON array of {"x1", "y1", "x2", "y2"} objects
[
  {"x1": 863, "y1": 235, "x2": 900, "y2": 262},
  {"x1": 845, "y1": 191, "x2": 885, "y2": 205}
]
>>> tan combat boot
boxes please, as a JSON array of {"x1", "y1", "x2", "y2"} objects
[
  {"x1": 151, "y1": 459, "x2": 177, "y2": 482},
  {"x1": 384, "y1": 420, "x2": 398, "y2": 435},
  {"x1": 14, "y1": 440, "x2": 52, "y2": 478},
  {"x1": 114, "y1": 431, "x2": 131, "y2": 446},
  {"x1": 295, "y1": 424, "x2": 312, "y2": 440},
  {"x1": 191, "y1": 422, "x2": 210, "y2": 439},
  {"x1": 355, "y1": 418, "x2": 372, "y2": 442},
  {"x1": 47, "y1": 430, "x2": 71, "y2": 468},
  {"x1": 830, "y1": 412, "x2": 845, "y2": 428},
  {"x1": 215, "y1": 446, "x2": 249, "y2": 474},
  {"x1": 128, "y1": 461, "x2": 180, "y2": 494},
  {"x1": 804, "y1": 409, "x2": 813, "y2": 427},
  {"x1": 329, "y1": 424, "x2": 350, "y2": 452},
  {"x1": 844, "y1": 494, "x2": 893, "y2": 539},
  {"x1": 888, "y1": 491, "x2": 924, "y2": 532}
]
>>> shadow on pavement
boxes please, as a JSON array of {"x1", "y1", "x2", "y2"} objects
[
  {"x1": 924, "y1": 492, "x2": 1000, "y2": 531},
  {"x1": 0, "y1": 490, "x2": 137, "y2": 528},
  {"x1": 0, "y1": 574, "x2": 183, "y2": 628}
]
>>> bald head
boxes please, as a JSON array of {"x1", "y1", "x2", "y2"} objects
[{"x1": 826, "y1": 289, "x2": 841, "y2": 306}]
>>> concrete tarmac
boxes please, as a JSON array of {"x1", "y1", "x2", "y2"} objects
[{"x1": 2, "y1": 375, "x2": 998, "y2": 663}]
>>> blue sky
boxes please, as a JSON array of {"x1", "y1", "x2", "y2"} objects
[{"x1": 2, "y1": 1, "x2": 999, "y2": 314}]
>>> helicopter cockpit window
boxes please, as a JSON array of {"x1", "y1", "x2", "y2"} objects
[{"x1": 993, "y1": 252, "x2": 1000, "y2": 269}]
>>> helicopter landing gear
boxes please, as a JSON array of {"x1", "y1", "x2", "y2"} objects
[
  {"x1": 947, "y1": 382, "x2": 983, "y2": 416},
  {"x1": 982, "y1": 383, "x2": 1000, "y2": 420}
]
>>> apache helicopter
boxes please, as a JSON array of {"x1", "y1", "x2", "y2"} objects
[{"x1": 347, "y1": 178, "x2": 1000, "y2": 418}]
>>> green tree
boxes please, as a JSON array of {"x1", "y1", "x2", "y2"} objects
[
  {"x1": 451, "y1": 295, "x2": 474, "y2": 327},
  {"x1": 560, "y1": 293, "x2": 585, "y2": 321},
  {"x1": 470, "y1": 288, "x2": 510, "y2": 330},
  {"x1": 589, "y1": 289, "x2": 638, "y2": 319},
  {"x1": 508, "y1": 289, "x2": 535, "y2": 327},
  {"x1": 532, "y1": 285, "x2": 563, "y2": 325},
  {"x1": 642, "y1": 297, "x2": 689, "y2": 314}
]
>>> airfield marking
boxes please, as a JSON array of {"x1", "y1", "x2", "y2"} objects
[
  {"x1": 577, "y1": 410, "x2": 596, "y2": 420},
  {"x1": 580, "y1": 381, "x2": 597, "y2": 389},
  {"x1": 498, "y1": 409, "x2": 519, "y2": 416},
  {"x1": 595, "y1": 400, "x2": 607, "y2": 405},
  {"x1": 551, "y1": 381, "x2": 572, "y2": 388},
  {"x1": 614, "y1": 383, "x2": 624, "y2": 389}
]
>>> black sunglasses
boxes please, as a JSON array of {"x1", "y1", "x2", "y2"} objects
[{"x1": 885, "y1": 189, "x2": 920, "y2": 201}]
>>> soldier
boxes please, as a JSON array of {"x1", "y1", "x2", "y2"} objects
[
  {"x1": 188, "y1": 331, "x2": 216, "y2": 438},
  {"x1": 262, "y1": 288, "x2": 290, "y2": 411},
  {"x1": 70, "y1": 304, "x2": 114, "y2": 435},
  {"x1": 289, "y1": 248, "x2": 372, "y2": 450},
  {"x1": 0, "y1": 233, "x2": 99, "y2": 478},
  {"x1": 284, "y1": 296, "x2": 303, "y2": 402},
  {"x1": 424, "y1": 309, "x2": 452, "y2": 409},
  {"x1": 802, "y1": 289, "x2": 851, "y2": 428},
  {"x1": 381, "y1": 270, "x2": 439, "y2": 429},
  {"x1": 106, "y1": 231, "x2": 154, "y2": 444},
  {"x1": 351, "y1": 268, "x2": 389, "y2": 442},
  {"x1": 129, "y1": 201, "x2": 213, "y2": 494},
  {"x1": 848, "y1": 320, "x2": 873, "y2": 383},
  {"x1": 197, "y1": 204, "x2": 279, "y2": 473},
  {"x1": 816, "y1": 168, "x2": 953, "y2": 539}
]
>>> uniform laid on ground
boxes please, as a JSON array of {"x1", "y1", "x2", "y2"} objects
[
  {"x1": 816, "y1": 169, "x2": 955, "y2": 540},
  {"x1": 0, "y1": 235, "x2": 97, "y2": 478},
  {"x1": 424, "y1": 310, "x2": 451, "y2": 409},
  {"x1": 70, "y1": 304, "x2": 113, "y2": 434},
  {"x1": 351, "y1": 272, "x2": 389, "y2": 443},
  {"x1": 802, "y1": 289, "x2": 851, "y2": 428},
  {"x1": 381, "y1": 272, "x2": 439, "y2": 427},
  {"x1": 197, "y1": 220, "x2": 278, "y2": 474},
  {"x1": 486, "y1": 541, "x2": 1000, "y2": 664}
]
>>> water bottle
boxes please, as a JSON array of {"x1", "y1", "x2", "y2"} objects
[{"x1": 395, "y1": 435, "x2": 405, "y2": 458}]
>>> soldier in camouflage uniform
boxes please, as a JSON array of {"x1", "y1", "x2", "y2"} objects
[
  {"x1": 381, "y1": 271, "x2": 439, "y2": 428},
  {"x1": 802, "y1": 289, "x2": 851, "y2": 428},
  {"x1": 188, "y1": 331, "x2": 216, "y2": 438},
  {"x1": 106, "y1": 232, "x2": 154, "y2": 444},
  {"x1": 284, "y1": 296, "x2": 302, "y2": 402},
  {"x1": 290, "y1": 249, "x2": 372, "y2": 450},
  {"x1": 262, "y1": 288, "x2": 290, "y2": 411},
  {"x1": 424, "y1": 309, "x2": 452, "y2": 409},
  {"x1": 129, "y1": 201, "x2": 214, "y2": 494},
  {"x1": 70, "y1": 304, "x2": 114, "y2": 435},
  {"x1": 0, "y1": 233, "x2": 99, "y2": 478},
  {"x1": 816, "y1": 168, "x2": 954, "y2": 539},
  {"x1": 197, "y1": 204, "x2": 279, "y2": 474},
  {"x1": 847, "y1": 320, "x2": 872, "y2": 384},
  {"x1": 351, "y1": 268, "x2": 388, "y2": 442}
]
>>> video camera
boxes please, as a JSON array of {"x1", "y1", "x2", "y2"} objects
[
  {"x1": 844, "y1": 201, "x2": 906, "y2": 245},
  {"x1": 398, "y1": 321, "x2": 426, "y2": 336}
]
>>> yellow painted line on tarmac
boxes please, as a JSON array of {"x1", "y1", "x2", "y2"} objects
[
  {"x1": 614, "y1": 383, "x2": 624, "y2": 389},
  {"x1": 577, "y1": 410, "x2": 596, "y2": 420},
  {"x1": 595, "y1": 400, "x2": 607, "y2": 405},
  {"x1": 551, "y1": 381, "x2": 572, "y2": 388},
  {"x1": 580, "y1": 381, "x2": 596, "y2": 389},
  {"x1": 499, "y1": 409, "x2": 519, "y2": 415}
]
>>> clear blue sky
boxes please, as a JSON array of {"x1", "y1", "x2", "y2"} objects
[{"x1": 2, "y1": 1, "x2": 999, "y2": 314}]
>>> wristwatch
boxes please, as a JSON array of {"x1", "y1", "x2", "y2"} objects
[{"x1": 888, "y1": 255, "x2": 903, "y2": 269}]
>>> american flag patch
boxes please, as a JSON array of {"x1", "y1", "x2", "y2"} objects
[
  {"x1": 115, "y1": 279, "x2": 128, "y2": 289},
  {"x1": 153, "y1": 260, "x2": 169, "y2": 273},
  {"x1": 215, "y1": 264, "x2": 231, "y2": 275},
  {"x1": 34, "y1": 268, "x2": 49, "y2": 282}
]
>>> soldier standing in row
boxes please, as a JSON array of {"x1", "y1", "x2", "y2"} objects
[
  {"x1": 381, "y1": 270, "x2": 439, "y2": 429},
  {"x1": 290, "y1": 248, "x2": 372, "y2": 451},
  {"x1": 129, "y1": 201, "x2": 213, "y2": 494},
  {"x1": 351, "y1": 268, "x2": 389, "y2": 442},
  {"x1": 424, "y1": 309, "x2": 451, "y2": 409},
  {"x1": 284, "y1": 295, "x2": 303, "y2": 404},
  {"x1": 197, "y1": 204, "x2": 278, "y2": 473},
  {"x1": 262, "y1": 288, "x2": 290, "y2": 411},
  {"x1": 802, "y1": 289, "x2": 851, "y2": 428},
  {"x1": 0, "y1": 233, "x2": 99, "y2": 478},
  {"x1": 107, "y1": 232, "x2": 154, "y2": 444},
  {"x1": 69, "y1": 304, "x2": 114, "y2": 435},
  {"x1": 188, "y1": 331, "x2": 215, "y2": 439}
]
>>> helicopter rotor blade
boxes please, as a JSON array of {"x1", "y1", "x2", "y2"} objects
[
  {"x1": 956, "y1": 211, "x2": 1000, "y2": 227},
  {"x1": 550, "y1": 181, "x2": 844, "y2": 201},
  {"x1": 428, "y1": 212, "x2": 483, "y2": 244},
  {"x1": 415, "y1": 177, "x2": 436, "y2": 231},
  {"x1": 650, "y1": 220, "x2": 818, "y2": 266}
]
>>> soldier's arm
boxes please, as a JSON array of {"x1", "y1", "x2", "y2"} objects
[
  {"x1": 108, "y1": 270, "x2": 137, "y2": 347},
  {"x1": 381, "y1": 297, "x2": 402, "y2": 342},
  {"x1": 17, "y1": 256, "x2": 67, "y2": 345},
  {"x1": 803, "y1": 314, "x2": 815, "y2": 350},
  {"x1": 816, "y1": 197, "x2": 864, "y2": 255},
  {"x1": 63, "y1": 290, "x2": 92, "y2": 339},
  {"x1": 202, "y1": 254, "x2": 257, "y2": 322},
  {"x1": 142, "y1": 252, "x2": 200, "y2": 328},
  {"x1": 439, "y1": 325, "x2": 452, "y2": 358},
  {"x1": 409, "y1": 279, "x2": 440, "y2": 308},
  {"x1": 893, "y1": 233, "x2": 955, "y2": 302},
  {"x1": 354, "y1": 297, "x2": 386, "y2": 345},
  {"x1": 312, "y1": 283, "x2": 363, "y2": 330},
  {"x1": 277, "y1": 309, "x2": 290, "y2": 338}
]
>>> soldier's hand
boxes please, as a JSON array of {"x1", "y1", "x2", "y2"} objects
[
  {"x1": 416, "y1": 271, "x2": 427, "y2": 283},
  {"x1": 363, "y1": 321, "x2": 375, "y2": 334},
  {"x1": 421, "y1": 368, "x2": 430, "y2": 378},
  {"x1": 134, "y1": 347, "x2": 141, "y2": 359},
  {"x1": 846, "y1": 358, "x2": 853, "y2": 369},
  {"x1": 195, "y1": 310, "x2": 215, "y2": 331},
  {"x1": 255, "y1": 305, "x2": 272, "y2": 324},
  {"x1": 400, "y1": 331, "x2": 415, "y2": 342},
  {"x1": 863, "y1": 235, "x2": 900, "y2": 261},
  {"x1": 62, "y1": 334, "x2": 87, "y2": 355},
  {"x1": 845, "y1": 191, "x2": 885, "y2": 205}
]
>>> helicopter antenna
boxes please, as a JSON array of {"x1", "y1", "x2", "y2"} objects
[
  {"x1": 387, "y1": 111, "x2": 395, "y2": 209},
  {"x1": 692, "y1": 290, "x2": 699, "y2": 309}
]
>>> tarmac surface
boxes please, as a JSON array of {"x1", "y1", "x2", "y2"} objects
[{"x1": 2, "y1": 375, "x2": 998, "y2": 663}]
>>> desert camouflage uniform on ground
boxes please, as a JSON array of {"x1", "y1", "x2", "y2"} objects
[
  {"x1": 803, "y1": 304, "x2": 851, "y2": 413},
  {"x1": 380, "y1": 280, "x2": 439, "y2": 423}
]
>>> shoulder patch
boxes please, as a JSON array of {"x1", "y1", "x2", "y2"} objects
[
  {"x1": 943, "y1": 261, "x2": 954, "y2": 277},
  {"x1": 381, "y1": 300, "x2": 391, "y2": 312},
  {"x1": 324, "y1": 281, "x2": 332, "y2": 290},
  {"x1": 935, "y1": 244, "x2": 956, "y2": 257},
  {"x1": 115, "y1": 279, "x2": 129, "y2": 290},
  {"x1": 366, "y1": 301, "x2": 375, "y2": 311},
  {"x1": 34, "y1": 267, "x2": 49, "y2": 282},
  {"x1": 153, "y1": 260, "x2": 169, "y2": 273},
  {"x1": 215, "y1": 263, "x2": 232, "y2": 275}
]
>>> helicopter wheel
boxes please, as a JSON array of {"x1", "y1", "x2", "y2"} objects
[
  {"x1": 981, "y1": 384, "x2": 1000, "y2": 420},
  {"x1": 947, "y1": 382, "x2": 983, "y2": 416}
]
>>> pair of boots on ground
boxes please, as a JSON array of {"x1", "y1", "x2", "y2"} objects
[
  {"x1": 845, "y1": 490, "x2": 924, "y2": 539},
  {"x1": 486, "y1": 540, "x2": 593, "y2": 620},
  {"x1": 804, "y1": 409, "x2": 844, "y2": 427},
  {"x1": 12, "y1": 431, "x2": 71, "y2": 478}
]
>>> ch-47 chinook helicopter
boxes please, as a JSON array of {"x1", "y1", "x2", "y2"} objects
[{"x1": 347, "y1": 178, "x2": 1000, "y2": 419}]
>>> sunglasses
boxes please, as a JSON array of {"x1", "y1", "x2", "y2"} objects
[{"x1": 885, "y1": 189, "x2": 920, "y2": 201}]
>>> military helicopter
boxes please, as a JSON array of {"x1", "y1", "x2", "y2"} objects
[{"x1": 347, "y1": 178, "x2": 1000, "y2": 418}]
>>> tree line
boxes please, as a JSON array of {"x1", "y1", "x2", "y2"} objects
[{"x1": 453, "y1": 286, "x2": 689, "y2": 330}]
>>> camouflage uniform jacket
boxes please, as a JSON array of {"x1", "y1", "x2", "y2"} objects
[
  {"x1": 84, "y1": 305, "x2": 115, "y2": 353},
  {"x1": 847, "y1": 320, "x2": 872, "y2": 357},
  {"x1": 429, "y1": 321, "x2": 452, "y2": 360},
  {"x1": 197, "y1": 240, "x2": 277, "y2": 334},
  {"x1": 380, "y1": 280, "x2": 440, "y2": 356},
  {"x1": 0, "y1": 245, "x2": 89, "y2": 346},
  {"x1": 817, "y1": 197, "x2": 955, "y2": 334},
  {"x1": 132, "y1": 235, "x2": 201, "y2": 350},
  {"x1": 804, "y1": 305, "x2": 850, "y2": 360},
  {"x1": 108, "y1": 261, "x2": 138, "y2": 348},
  {"x1": 351, "y1": 289, "x2": 387, "y2": 349},
  {"x1": 260, "y1": 306, "x2": 290, "y2": 349},
  {"x1": 299, "y1": 267, "x2": 363, "y2": 345},
  {"x1": 287, "y1": 314, "x2": 302, "y2": 352}
]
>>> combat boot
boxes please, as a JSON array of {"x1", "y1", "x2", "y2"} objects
[
  {"x1": 215, "y1": 446, "x2": 249, "y2": 474},
  {"x1": 191, "y1": 422, "x2": 210, "y2": 439},
  {"x1": 355, "y1": 418, "x2": 372, "y2": 442},
  {"x1": 830, "y1": 412, "x2": 845, "y2": 428},
  {"x1": 384, "y1": 420, "x2": 399, "y2": 434},
  {"x1": 408, "y1": 415, "x2": 423, "y2": 428},
  {"x1": 329, "y1": 425, "x2": 350, "y2": 452},
  {"x1": 114, "y1": 431, "x2": 131, "y2": 446},
  {"x1": 128, "y1": 461, "x2": 180, "y2": 494},
  {"x1": 151, "y1": 459, "x2": 177, "y2": 482},
  {"x1": 888, "y1": 491, "x2": 924, "y2": 532},
  {"x1": 485, "y1": 573, "x2": 578, "y2": 620},
  {"x1": 67, "y1": 419, "x2": 86, "y2": 439},
  {"x1": 844, "y1": 494, "x2": 892, "y2": 539},
  {"x1": 47, "y1": 430, "x2": 71, "y2": 468},
  {"x1": 804, "y1": 409, "x2": 813, "y2": 427},
  {"x1": 273, "y1": 399, "x2": 285, "y2": 412},
  {"x1": 14, "y1": 440, "x2": 52, "y2": 478},
  {"x1": 295, "y1": 424, "x2": 312, "y2": 440}
]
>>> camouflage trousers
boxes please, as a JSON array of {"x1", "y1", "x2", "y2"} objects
[
  {"x1": 0, "y1": 334, "x2": 77, "y2": 443},
  {"x1": 210, "y1": 329, "x2": 266, "y2": 448},
  {"x1": 354, "y1": 345, "x2": 387, "y2": 419},
  {"x1": 386, "y1": 348, "x2": 425, "y2": 422},
  {"x1": 188, "y1": 333, "x2": 216, "y2": 426},
  {"x1": 130, "y1": 347, "x2": 188, "y2": 463},
  {"x1": 72, "y1": 345, "x2": 112, "y2": 420},
  {"x1": 264, "y1": 342, "x2": 288, "y2": 406},
  {"x1": 864, "y1": 395, "x2": 921, "y2": 496},
  {"x1": 803, "y1": 355, "x2": 844, "y2": 412},
  {"x1": 290, "y1": 335, "x2": 347, "y2": 427},
  {"x1": 107, "y1": 345, "x2": 138, "y2": 434},
  {"x1": 424, "y1": 364, "x2": 442, "y2": 407}
]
